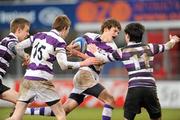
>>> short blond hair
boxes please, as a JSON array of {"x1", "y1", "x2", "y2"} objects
[
  {"x1": 52, "y1": 15, "x2": 71, "y2": 31},
  {"x1": 10, "y1": 18, "x2": 30, "y2": 33}
]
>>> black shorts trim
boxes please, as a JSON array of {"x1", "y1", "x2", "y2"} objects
[
  {"x1": 83, "y1": 83, "x2": 105, "y2": 98},
  {"x1": 69, "y1": 83, "x2": 105, "y2": 105},
  {"x1": 0, "y1": 83, "x2": 10, "y2": 94},
  {"x1": 46, "y1": 99, "x2": 60, "y2": 106},
  {"x1": 69, "y1": 93, "x2": 85, "y2": 105}
]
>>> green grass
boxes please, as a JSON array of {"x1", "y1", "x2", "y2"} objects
[{"x1": 0, "y1": 107, "x2": 180, "y2": 120}]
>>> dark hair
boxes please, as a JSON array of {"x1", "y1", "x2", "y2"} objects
[
  {"x1": 52, "y1": 15, "x2": 71, "y2": 31},
  {"x1": 100, "y1": 18, "x2": 121, "y2": 33},
  {"x1": 124, "y1": 23, "x2": 145, "y2": 43},
  {"x1": 10, "y1": 18, "x2": 30, "y2": 33}
]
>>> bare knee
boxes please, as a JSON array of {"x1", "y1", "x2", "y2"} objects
[
  {"x1": 63, "y1": 107, "x2": 72, "y2": 115},
  {"x1": 98, "y1": 90, "x2": 115, "y2": 107},
  {"x1": 106, "y1": 95, "x2": 115, "y2": 107}
]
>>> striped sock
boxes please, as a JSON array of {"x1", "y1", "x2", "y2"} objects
[
  {"x1": 25, "y1": 107, "x2": 54, "y2": 116},
  {"x1": 102, "y1": 104, "x2": 113, "y2": 120}
]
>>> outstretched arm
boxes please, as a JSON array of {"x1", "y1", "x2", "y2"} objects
[
  {"x1": 164, "y1": 35, "x2": 180, "y2": 50},
  {"x1": 87, "y1": 44, "x2": 120, "y2": 63}
]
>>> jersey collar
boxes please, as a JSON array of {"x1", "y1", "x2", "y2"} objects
[{"x1": 51, "y1": 29, "x2": 60, "y2": 36}]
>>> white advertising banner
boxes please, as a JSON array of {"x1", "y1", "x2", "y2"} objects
[{"x1": 157, "y1": 81, "x2": 180, "y2": 108}]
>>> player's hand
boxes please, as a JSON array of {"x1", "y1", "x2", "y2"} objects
[
  {"x1": 66, "y1": 40, "x2": 79, "y2": 51},
  {"x1": 80, "y1": 57, "x2": 103, "y2": 66},
  {"x1": 67, "y1": 48, "x2": 89, "y2": 59},
  {"x1": 66, "y1": 40, "x2": 80, "y2": 57},
  {"x1": 66, "y1": 48, "x2": 79, "y2": 57},
  {"x1": 87, "y1": 44, "x2": 98, "y2": 53},
  {"x1": 22, "y1": 53, "x2": 30, "y2": 67},
  {"x1": 169, "y1": 35, "x2": 180, "y2": 43},
  {"x1": 66, "y1": 44, "x2": 81, "y2": 57}
]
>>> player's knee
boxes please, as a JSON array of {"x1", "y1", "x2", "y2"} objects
[
  {"x1": 104, "y1": 95, "x2": 115, "y2": 107},
  {"x1": 63, "y1": 107, "x2": 71, "y2": 115}
]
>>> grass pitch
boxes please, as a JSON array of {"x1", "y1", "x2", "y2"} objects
[{"x1": 0, "y1": 107, "x2": 180, "y2": 120}]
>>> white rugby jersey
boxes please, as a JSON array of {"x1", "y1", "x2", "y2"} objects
[
  {"x1": 80, "y1": 32, "x2": 118, "y2": 80},
  {"x1": 16, "y1": 29, "x2": 80, "y2": 81}
]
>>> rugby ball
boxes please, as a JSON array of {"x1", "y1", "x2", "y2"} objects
[{"x1": 73, "y1": 37, "x2": 87, "y2": 53}]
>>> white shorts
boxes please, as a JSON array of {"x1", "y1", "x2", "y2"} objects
[
  {"x1": 72, "y1": 69, "x2": 99, "y2": 94},
  {"x1": 18, "y1": 79, "x2": 60, "y2": 103}
]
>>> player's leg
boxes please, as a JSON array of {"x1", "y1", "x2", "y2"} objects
[
  {"x1": 98, "y1": 89, "x2": 115, "y2": 120},
  {"x1": 47, "y1": 100, "x2": 66, "y2": 120},
  {"x1": 6, "y1": 101, "x2": 28, "y2": 120},
  {"x1": 63, "y1": 93, "x2": 85, "y2": 115},
  {"x1": 28, "y1": 80, "x2": 67, "y2": 119},
  {"x1": 25, "y1": 106, "x2": 54, "y2": 116},
  {"x1": 0, "y1": 84, "x2": 18, "y2": 104},
  {"x1": 83, "y1": 83, "x2": 115, "y2": 120},
  {"x1": 7, "y1": 79, "x2": 36, "y2": 119},
  {"x1": 123, "y1": 87, "x2": 142, "y2": 120},
  {"x1": 25, "y1": 93, "x2": 85, "y2": 116},
  {"x1": 124, "y1": 112, "x2": 136, "y2": 120},
  {"x1": 143, "y1": 87, "x2": 161, "y2": 120}
]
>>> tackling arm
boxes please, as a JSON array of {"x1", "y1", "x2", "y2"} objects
[
  {"x1": 15, "y1": 38, "x2": 32, "y2": 58},
  {"x1": 88, "y1": 44, "x2": 120, "y2": 63},
  {"x1": 56, "y1": 50, "x2": 80, "y2": 70},
  {"x1": 56, "y1": 49, "x2": 102, "y2": 70}
]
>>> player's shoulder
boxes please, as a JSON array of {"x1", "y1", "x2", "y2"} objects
[
  {"x1": 47, "y1": 30, "x2": 66, "y2": 44},
  {"x1": 84, "y1": 32, "x2": 100, "y2": 40}
]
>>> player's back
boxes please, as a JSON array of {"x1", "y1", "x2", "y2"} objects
[
  {"x1": 24, "y1": 30, "x2": 66, "y2": 81},
  {"x1": 121, "y1": 43, "x2": 156, "y2": 88}
]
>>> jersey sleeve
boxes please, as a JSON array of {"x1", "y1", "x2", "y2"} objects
[
  {"x1": 55, "y1": 39, "x2": 80, "y2": 70},
  {"x1": 15, "y1": 38, "x2": 32, "y2": 58},
  {"x1": 148, "y1": 43, "x2": 165, "y2": 55},
  {"x1": 8, "y1": 41, "x2": 18, "y2": 55},
  {"x1": 55, "y1": 39, "x2": 67, "y2": 53},
  {"x1": 56, "y1": 51, "x2": 80, "y2": 70},
  {"x1": 111, "y1": 48, "x2": 123, "y2": 61},
  {"x1": 94, "y1": 48, "x2": 123, "y2": 63}
]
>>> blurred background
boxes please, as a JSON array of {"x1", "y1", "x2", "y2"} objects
[{"x1": 0, "y1": 0, "x2": 180, "y2": 110}]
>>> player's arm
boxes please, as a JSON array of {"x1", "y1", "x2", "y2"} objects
[
  {"x1": 15, "y1": 37, "x2": 32, "y2": 66},
  {"x1": 66, "y1": 48, "x2": 89, "y2": 59},
  {"x1": 164, "y1": 35, "x2": 179, "y2": 50},
  {"x1": 56, "y1": 48, "x2": 102, "y2": 70},
  {"x1": 88, "y1": 44, "x2": 122, "y2": 63},
  {"x1": 66, "y1": 40, "x2": 89, "y2": 59},
  {"x1": 15, "y1": 38, "x2": 32, "y2": 58},
  {"x1": 149, "y1": 35, "x2": 179, "y2": 55}
]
